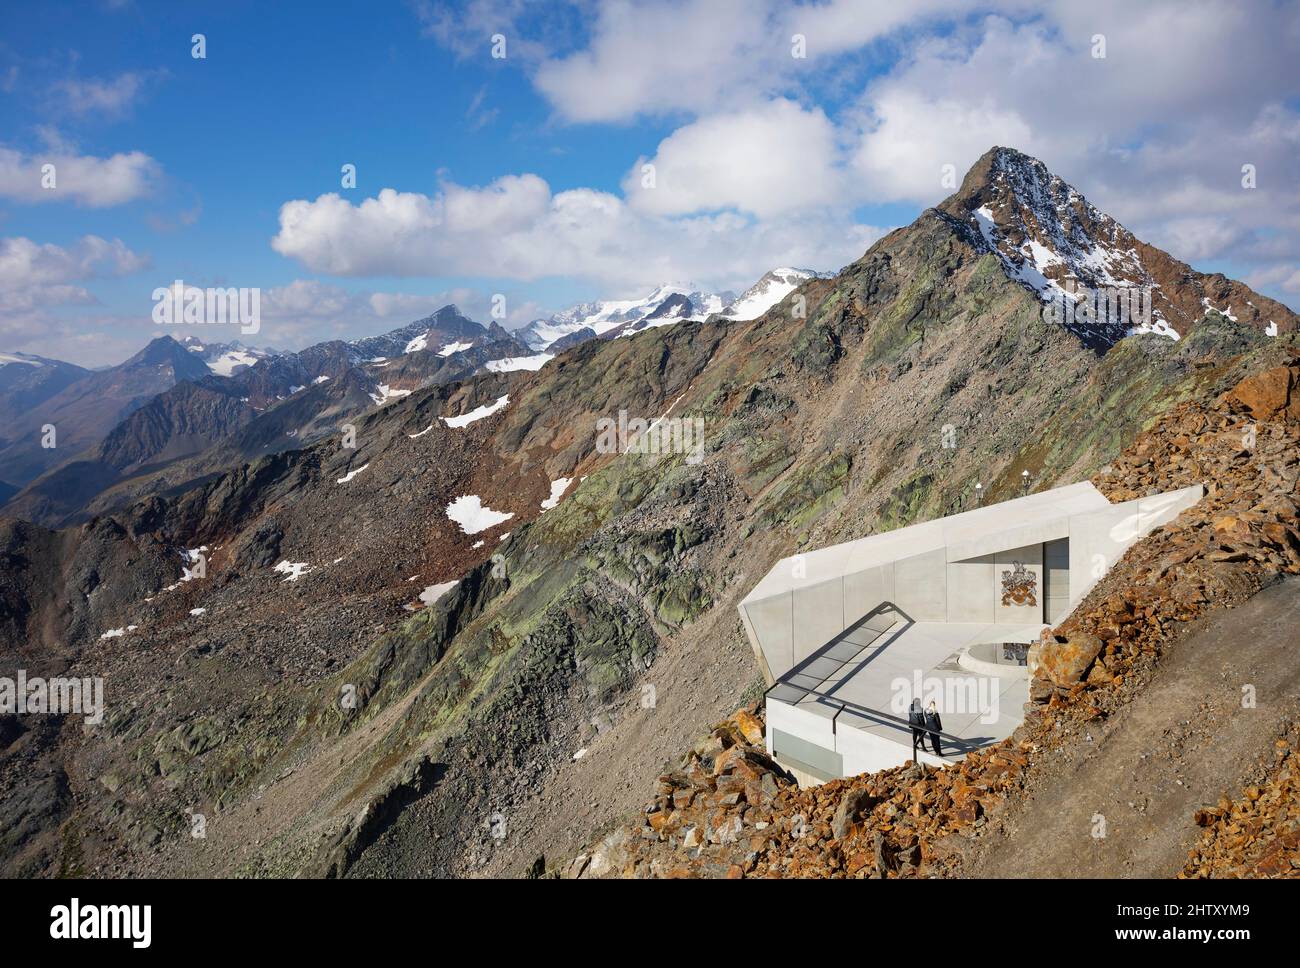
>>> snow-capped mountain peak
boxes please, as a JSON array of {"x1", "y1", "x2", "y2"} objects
[
  {"x1": 720, "y1": 267, "x2": 825, "y2": 321},
  {"x1": 516, "y1": 271, "x2": 834, "y2": 352},
  {"x1": 941, "y1": 146, "x2": 1291, "y2": 344}
]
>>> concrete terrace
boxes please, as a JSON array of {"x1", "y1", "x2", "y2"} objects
[
  {"x1": 768, "y1": 609, "x2": 1037, "y2": 770},
  {"x1": 741, "y1": 480, "x2": 1205, "y2": 783}
]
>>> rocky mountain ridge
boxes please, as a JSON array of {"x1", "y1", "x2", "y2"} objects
[{"x1": 943, "y1": 147, "x2": 1295, "y2": 346}]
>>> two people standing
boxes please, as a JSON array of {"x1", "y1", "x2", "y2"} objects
[{"x1": 907, "y1": 698, "x2": 944, "y2": 757}]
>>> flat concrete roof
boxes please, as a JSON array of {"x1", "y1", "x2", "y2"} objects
[
  {"x1": 774, "y1": 619, "x2": 1040, "y2": 756},
  {"x1": 742, "y1": 481, "x2": 1110, "y2": 605}
]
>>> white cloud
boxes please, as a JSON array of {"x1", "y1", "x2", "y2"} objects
[
  {"x1": 535, "y1": 0, "x2": 778, "y2": 123},
  {"x1": 0, "y1": 235, "x2": 149, "y2": 289},
  {"x1": 625, "y1": 99, "x2": 844, "y2": 217},
  {"x1": 850, "y1": 89, "x2": 1038, "y2": 203},
  {"x1": 50, "y1": 71, "x2": 155, "y2": 116},
  {"x1": 0, "y1": 234, "x2": 148, "y2": 321},
  {"x1": 272, "y1": 175, "x2": 884, "y2": 295},
  {"x1": 0, "y1": 137, "x2": 160, "y2": 207}
]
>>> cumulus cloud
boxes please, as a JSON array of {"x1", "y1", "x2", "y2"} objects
[
  {"x1": 624, "y1": 99, "x2": 844, "y2": 217},
  {"x1": 0, "y1": 137, "x2": 160, "y2": 207},
  {"x1": 272, "y1": 175, "x2": 884, "y2": 295},
  {"x1": 0, "y1": 235, "x2": 149, "y2": 289},
  {"x1": 535, "y1": 0, "x2": 779, "y2": 123},
  {"x1": 0, "y1": 236, "x2": 151, "y2": 363}
]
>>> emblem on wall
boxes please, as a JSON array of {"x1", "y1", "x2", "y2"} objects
[{"x1": 1000, "y1": 561, "x2": 1038, "y2": 607}]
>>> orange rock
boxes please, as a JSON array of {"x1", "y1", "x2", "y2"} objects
[
  {"x1": 1221, "y1": 365, "x2": 1299, "y2": 422},
  {"x1": 731, "y1": 708, "x2": 766, "y2": 745}
]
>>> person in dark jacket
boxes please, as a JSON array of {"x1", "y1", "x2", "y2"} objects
[
  {"x1": 908, "y1": 698, "x2": 926, "y2": 754},
  {"x1": 924, "y1": 700, "x2": 944, "y2": 756}
]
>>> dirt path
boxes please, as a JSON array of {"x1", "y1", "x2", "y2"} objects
[{"x1": 961, "y1": 577, "x2": 1300, "y2": 878}]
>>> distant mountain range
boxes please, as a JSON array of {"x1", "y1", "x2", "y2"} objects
[
  {"x1": 516, "y1": 270, "x2": 826, "y2": 351},
  {"x1": 0, "y1": 268, "x2": 825, "y2": 525}
]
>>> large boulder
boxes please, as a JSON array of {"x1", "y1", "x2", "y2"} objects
[
  {"x1": 1219, "y1": 365, "x2": 1300, "y2": 423},
  {"x1": 1033, "y1": 631, "x2": 1104, "y2": 686}
]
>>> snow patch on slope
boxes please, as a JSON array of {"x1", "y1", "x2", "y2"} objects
[
  {"x1": 484, "y1": 354, "x2": 552, "y2": 373},
  {"x1": 540, "y1": 477, "x2": 572, "y2": 511},
  {"x1": 442, "y1": 395, "x2": 509, "y2": 428},
  {"x1": 445, "y1": 495, "x2": 514, "y2": 534}
]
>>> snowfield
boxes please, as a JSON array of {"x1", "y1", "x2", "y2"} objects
[
  {"x1": 442, "y1": 395, "x2": 509, "y2": 428},
  {"x1": 445, "y1": 495, "x2": 514, "y2": 534},
  {"x1": 207, "y1": 349, "x2": 262, "y2": 376},
  {"x1": 484, "y1": 354, "x2": 553, "y2": 373}
]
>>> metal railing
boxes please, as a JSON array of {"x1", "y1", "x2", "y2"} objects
[{"x1": 763, "y1": 601, "x2": 990, "y2": 763}]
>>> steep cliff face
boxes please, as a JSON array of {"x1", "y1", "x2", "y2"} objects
[{"x1": 0, "y1": 149, "x2": 1295, "y2": 880}]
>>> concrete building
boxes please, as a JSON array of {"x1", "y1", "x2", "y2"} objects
[{"x1": 738, "y1": 480, "x2": 1203, "y2": 784}]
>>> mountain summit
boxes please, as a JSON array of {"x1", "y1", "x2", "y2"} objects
[{"x1": 940, "y1": 146, "x2": 1293, "y2": 343}]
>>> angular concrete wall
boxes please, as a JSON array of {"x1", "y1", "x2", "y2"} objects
[
  {"x1": 946, "y1": 554, "x2": 996, "y2": 623},
  {"x1": 1067, "y1": 485, "x2": 1203, "y2": 608},
  {"x1": 894, "y1": 547, "x2": 947, "y2": 620},
  {"x1": 843, "y1": 563, "x2": 895, "y2": 627},
  {"x1": 791, "y1": 577, "x2": 844, "y2": 668},
  {"x1": 740, "y1": 483, "x2": 1204, "y2": 690},
  {"x1": 740, "y1": 592, "x2": 791, "y2": 683}
]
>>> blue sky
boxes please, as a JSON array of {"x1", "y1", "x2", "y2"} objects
[{"x1": 2, "y1": 0, "x2": 1298, "y2": 366}]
